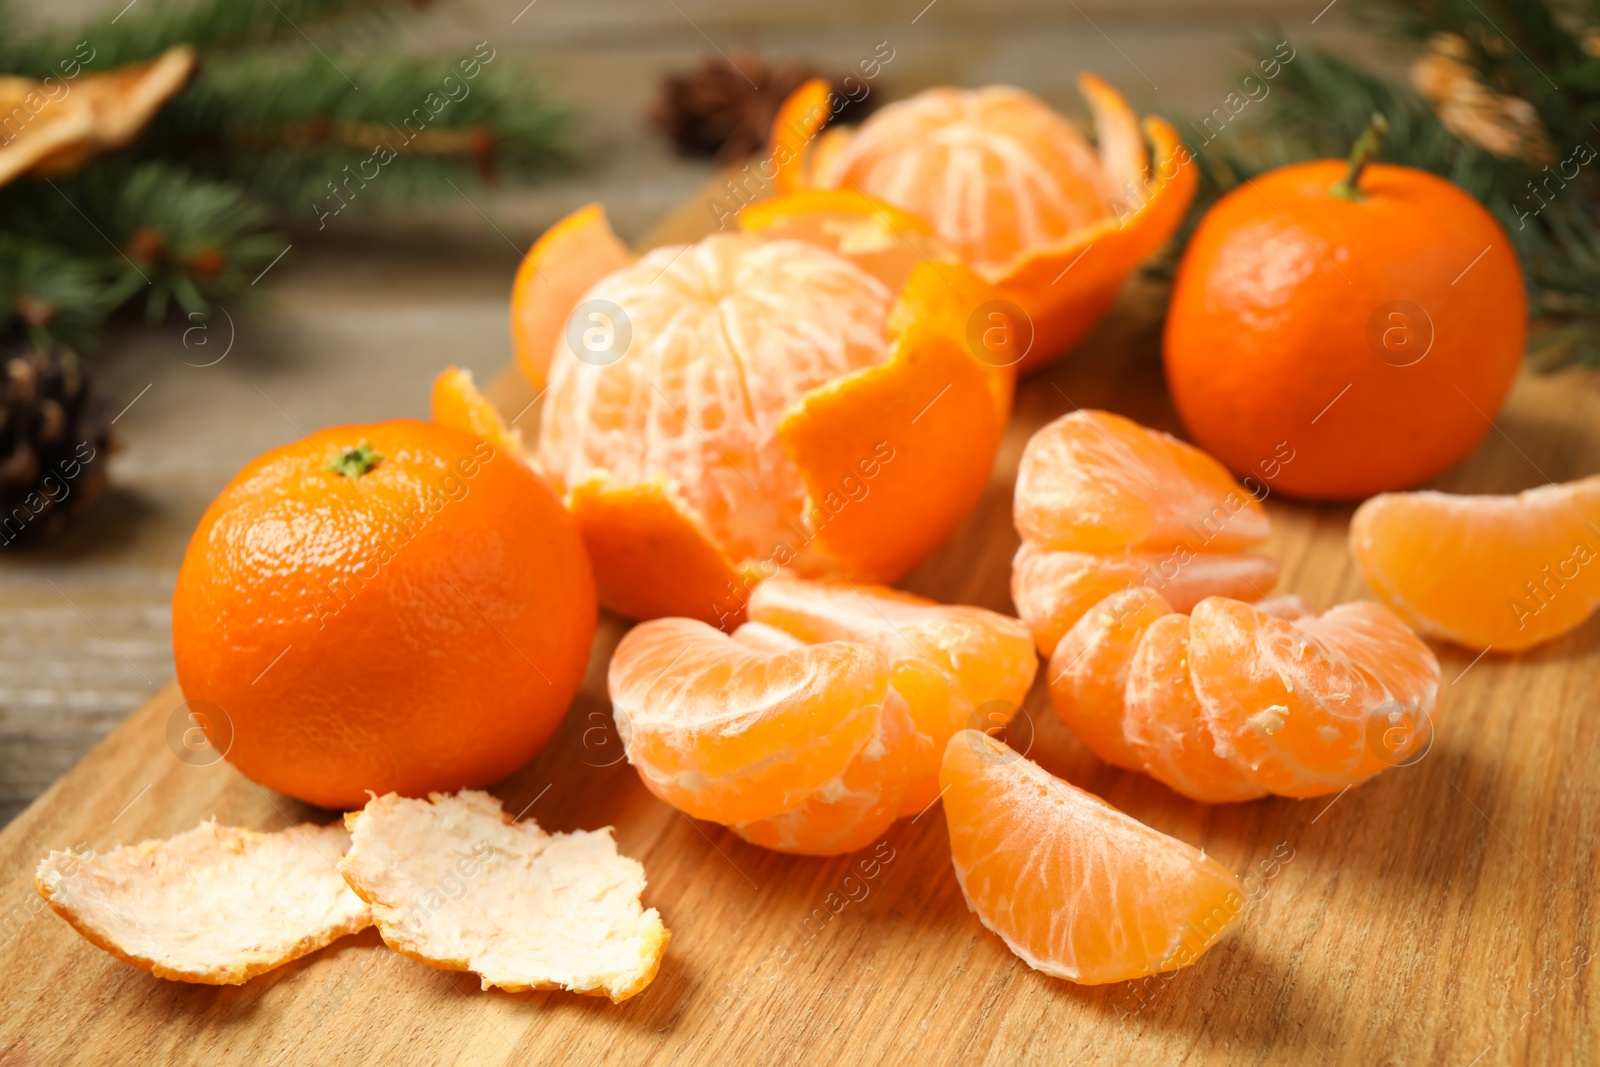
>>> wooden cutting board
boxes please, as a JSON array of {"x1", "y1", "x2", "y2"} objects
[{"x1": 2, "y1": 180, "x2": 1596, "y2": 1067}]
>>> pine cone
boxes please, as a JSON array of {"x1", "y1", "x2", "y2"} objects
[
  {"x1": 650, "y1": 50, "x2": 880, "y2": 162},
  {"x1": 0, "y1": 335, "x2": 113, "y2": 547}
]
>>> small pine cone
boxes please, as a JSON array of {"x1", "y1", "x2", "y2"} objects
[
  {"x1": 0, "y1": 335, "x2": 114, "y2": 547},
  {"x1": 650, "y1": 49, "x2": 880, "y2": 162}
]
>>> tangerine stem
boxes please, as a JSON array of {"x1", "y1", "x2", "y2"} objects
[
  {"x1": 1331, "y1": 113, "x2": 1389, "y2": 201},
  {"x1": 329, "y1": 443, "x2": 383, "y2": 479}
]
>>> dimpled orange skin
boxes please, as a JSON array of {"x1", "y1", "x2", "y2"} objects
[
  {"x1": 172, "y1": 420, "x2": 596, "y2": 810},
  {"x1": 1164, "y1": 161, "x2": 1525, "y2": 500}
]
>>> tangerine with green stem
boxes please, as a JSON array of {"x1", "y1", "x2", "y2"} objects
[
  {"x1": 172, "y1": 420, "x2": 596, "y2": 809},
  {"x1": 1164, "y1": 113, "x2": 1525, "y2": 499}
]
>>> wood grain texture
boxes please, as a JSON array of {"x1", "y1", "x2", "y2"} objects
[{"x1": 2, "y1": 183, "x2": 1597, "y2": 1067}]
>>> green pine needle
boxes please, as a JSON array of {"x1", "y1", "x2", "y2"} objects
[
  {"x1": 143, "y1": 47, "x2": 569, "y2": 210},
  {"x1": 0, "y1": 0, "x2": 567, "y2": 353},
  {"x1": 0, "y1": 0, "x2": 398, "y2": 74}
]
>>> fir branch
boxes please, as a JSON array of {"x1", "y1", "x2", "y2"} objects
[
  {"x1": 0, "y1": 0, "x2": 401, "y2": 75},
  {"x1": 0, "y1": 0, "x2": 568, "y2": 352},
  {"x1": 0, "y1": 161, "x2": 282, "y2": 341},
  {"x1": 0, "y1": 234, "x2": 112, "y2": 353},
  {"x1": 138, "y1": 48, "x2": 569, "y2": 210}
]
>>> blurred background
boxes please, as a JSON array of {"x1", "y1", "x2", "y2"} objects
[{"x1": 1, "y1": 0, "x2": 1581, "y2": 824}]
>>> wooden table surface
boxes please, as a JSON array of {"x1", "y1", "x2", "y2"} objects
[{"x1": 2, "y1": 179, "x2": 1598, "y2": 1067}]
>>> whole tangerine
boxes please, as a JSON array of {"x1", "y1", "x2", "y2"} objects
[
  {"x1": 172, "y1": 420, "x2": 596, "y2": 809},
  {"x1": 1163, "y1": 117, "x2": 1525, "y2": 500}
]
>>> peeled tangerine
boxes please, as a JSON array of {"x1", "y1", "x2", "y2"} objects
[
  {"x1": 1015, "y1": 410, "x2": 1442, "y2": 801},
  {"x1": 340, "y1": 791, "x2": 669, "y2": 1002},
  {"x1": 769, "y1": 75, "x2": 1197, "y2": 371},
  {"x1": 1351, "y1": 476, "x2": 1600, "y2": 651},
  {"x1": 515, "y1": 195, "x2": 1012, "y2": 626},
  {"x1": 608, "y1": 577, "x2": 1037, "y2": 855},
  {"x1": 35, "y1": 821, "x2": 370, "y2": 984},
  {"x1": 941, "y1": 731, "x2": 1242, "y2": 984}
]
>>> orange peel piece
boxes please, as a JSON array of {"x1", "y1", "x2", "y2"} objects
[
  {"x1": 1078, "y1": 72, "x2": 1149, "y2": 212},
  {"x1": 339, "y1": 791, "x2": 669, "y2": 1002},
  {"x1": 778, "y1": 260, "x2": 1013, "y2": 583},
  {"x1": 34, "y1": 820, "x2": 370, "y2": 985},
  {"x1": 997, "y1": 111, "x2": 1196, "y2": 369},
  {"x1": 770, "y1": 77, "x2": 834, "y2": 194},
  {"x1": 431, "y1": 365, "x2": 524, "y2": 456},
  {"x1": 568, "y1": 477, "x2": 751, "y2": 626},
  {"x1": 510, "y1": 203, "x2": 634, "y2": 390}
]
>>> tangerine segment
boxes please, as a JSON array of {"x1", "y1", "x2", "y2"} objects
[
  {"x1": 431, "y1": 366, "x2": 523, "y2": 456},
  {"x1": 1015, "y1": 409, "x2": 1272, "y2": 554},
  {"x1": 1188, "y1": 598, "x2": 1441, "y2": 798},
  {"x1": 778, "y1": 260, "x2": 1012, "y2": 584},
  {"x1": 746, "y1": 576, "x2": 1038, "y2": 817},
  {"x1": 732, "y1": 688, "x2": 916, "y2": 855},
  {"x1": 1123, "y1": 614, "x2": 1268, "y2": 804},
  {"x1": 1047, "y1": 586, "x2": 1172, "y2": 771},
  {"x1": 609, "y1": 617, "x2": 890, "y2": 825},
  {"x1": 739, "y1": 188, "x2": 961, "y2": 295},
  {"x1": 813, "y1": 85, "x2": 1112, "y2": 274},
  {"x1": 1350, "y1": 477, "x2": 1600, "y2": 651},
  {"x1": 1011, "y1": 541, "x2": 1278, "y2": 657},
  {"x1": 510, "y1": 203, "x2": 633, "y2": 389},
  {"x1": 731, "y1": 619, "x2": 807, "y2": 653},
  {"x1": 941, "y1": 731, "x2": 1243, "y2": 985}
]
